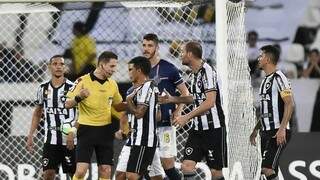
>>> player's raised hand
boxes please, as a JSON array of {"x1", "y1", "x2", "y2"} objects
[
  {"x1": 26, "y1": 135, "x2": 34, "y2": 154},
  {"x1": 158, "y1": 89, "x2": 172, "y2": 104},
  {"x1": 79, "y1": 85, "x2": 90, "y2": 99},
  {"x1": 249, "y1": 130, "x2": 258, "y2": 146}
]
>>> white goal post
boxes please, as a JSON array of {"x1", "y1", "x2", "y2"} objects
[{"x1": 0, "y1": 1, "x2": 260, "y2": 180}]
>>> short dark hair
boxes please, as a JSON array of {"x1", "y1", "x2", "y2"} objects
[
  {"x1": 98, "y1": 51, "x2": 117, "y2": 64},
  {"x1": 143, "y1": 33, "x2": 159, "y2": 44},
  {"x1": 185, "y1": 41, "x2": 202, "y2": 59},
  {"x1": 248, "y1": 30, "x2": 258, "y2": 38},
  {"x1": 260, "y1": 45, "x2": 280, "y2": 64},
  {"x1": 310, "y1": 49, "x2": 319, "y2": 55},
  {"x1": 49, "y1": 55, "x2": 64, "y2": 64},
  {"x1": 129, "y1": 56, "x2": 151, "y2": 75},
  {"x1": 73, "y1": 21, "x2": 86, "y2": 34}
]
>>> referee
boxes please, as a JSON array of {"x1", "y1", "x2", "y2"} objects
[{"x1": 65, "y1": 51, "x2": 125, "y2": 180}]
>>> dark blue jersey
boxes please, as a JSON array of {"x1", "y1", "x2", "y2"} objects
[{"x1": 149, "y1": 59, "x2": 184, "y2": 126}]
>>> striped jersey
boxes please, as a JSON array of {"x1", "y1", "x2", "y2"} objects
[
  {"x1": 35, "y1": 79, "x2": 77, "y2": 145},
  {"x1": 128, "y1": 80, "x2": 158, "y2": 147},
  {"x1": 190, "y1": 62, "x2": 225, "y2": 131},
  {"x1": 259, "y1": 70, "x2": 292, "y2": 131}
]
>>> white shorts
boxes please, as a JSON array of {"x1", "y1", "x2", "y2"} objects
[
  {"x1": 116, "y1": 145, "x2": 164, "y2": 177},
  {"x1": 158, "y1": 126, "x2": 177, "y2": 158}
]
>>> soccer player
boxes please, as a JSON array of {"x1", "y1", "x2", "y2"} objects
[
  {"x1": 143, "y1": 33, "x2": 189, "y2": 180},
  {"x1": 159, "y1": 41, "x2": 227, "y2": 180},
  {"x1": 250, "y1": 45, "x2": 294, "y2": 180},
  {"x1": 65, "y1": 51, "x2": 125, "y2": 180},
  {"x1": 26, "y1": 55, "x2": 77, "y2": 180},
  {"x1": 116, "y1": 56, "x2": 159, "y2": 180},
  {"x1": 115, "y1": 67, "x2": 163, "y2": 180}
]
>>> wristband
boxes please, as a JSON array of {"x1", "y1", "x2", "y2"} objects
[{"x1": 74, "y1": 95, "x2": 82, "y2": 103}]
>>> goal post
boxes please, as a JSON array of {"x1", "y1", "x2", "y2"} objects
[{"x1": 0, "y1": 1, "x2": 260, "y2": 179}]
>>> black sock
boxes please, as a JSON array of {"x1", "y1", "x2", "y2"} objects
[
  {"x1": 165, "y1": 167, "x2": 181, "y2": 180},
  {"x1": 183, "y1": 171, "x2": 197, "y2": 180},
  {"x1": 266, "y1": 174, "x2": 278, "y2": 180}
]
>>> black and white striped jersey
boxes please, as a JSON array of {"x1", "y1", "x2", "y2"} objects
[
  {"x1": 259, "y1": 70, "x2": 292, "y2": 131},
  {"x1": 35, "y1": 79, "x2": 77, "y2": 145},
  {"x1": 128, "y1": 80, "x2": 158, "y2": 147},
  {"x1": 190, "y1": 62, "x2": 225, "y2": 131}
]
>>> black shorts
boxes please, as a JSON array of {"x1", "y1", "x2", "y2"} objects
[
  {"x1": 76, "y1": 124, "x2": 114, "y2": 165},
  {"x1": 126, "y1": 146, "x2": 156, "y2": 175},
  {"x1": 261, "y1": 129, "x2": 291, "y2": 173},
  {"x1": 183, "y1": 127, "x2": 227, "y2": 170},
  {"x1": 42, "y1": 143, "x2": 76, "y2": 174}
]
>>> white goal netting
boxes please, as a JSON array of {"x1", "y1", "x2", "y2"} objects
[{"x1": 0, "y1": 1, "x2": 259, "y2": 180}]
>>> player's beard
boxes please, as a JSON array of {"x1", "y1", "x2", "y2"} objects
[{"x1": 145, "y1": 50, "x2": 156, "y2": 60}]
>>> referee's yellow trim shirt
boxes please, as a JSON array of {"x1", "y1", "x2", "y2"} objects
[{"x1": 67, "y1": 72, "x2": 123, "y2": 126}]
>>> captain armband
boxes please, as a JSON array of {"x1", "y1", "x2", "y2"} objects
[{"x1": 280, "y1": 89, "x2": 292, "y2": 98}]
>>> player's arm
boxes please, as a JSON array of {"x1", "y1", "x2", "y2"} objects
[
  {"x1": 158, "y1": 89, "x2": 193, "y2": 104},
  {"x1": 250, "y1": 120, "x2": 261, "y2": 146},
  {"x1": 112, "y1": 102, "x2": 127, "y2": 112},
  {"x1": 279, "y1": 90, "x2": 294, "y2": 130},
  {"x1": 275, "y1": 74, "x2": 294, "y2": 145},
  {"x1": 173, "y1": 90, "x2": 215, "y2": 127},
  {"x1": 185, "y1": 90, "x2": 215, "y2": 120},
  {"x1": 27, "y1": 105, "x2": 43, "y2": 153},
  {"x1": 126, "y1": 95, "x2": 148, "y2": 119},
  {"x1": 173, "y1": 82, "x2": 190, "y2": 117}
]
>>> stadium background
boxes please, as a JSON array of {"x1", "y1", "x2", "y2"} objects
[{"x1": 0, "y1": 0, "x2": 319, "y2": 179}]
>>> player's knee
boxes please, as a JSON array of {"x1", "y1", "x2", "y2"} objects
[
  {"x1": 161, "y1": 157, "x2": 175, "y2": 169},
  {"x1": 115, "y1": 171, "x2": 126, "y2": 180},
  {"x1": 211, "y1": 169, "x2": 223, "y2": 179},
  {"x1": 181, "y1": 161, "x2": 195, "y2": 173},
  {"x1": 261, "y1": 167, "x2": 275, "y2": 176},
  {"x1": 74, "y1": 168, "x2": 87, "y2": 178},
  {"x1": 43, "y1": 170, "x2": 55, "y2": 180},
  {"x1": 98, "y1": 165, "x2": 112, "y2": 177},
  {"x1": 126, "y1": 172, "x2": 139, "y2": 180}
]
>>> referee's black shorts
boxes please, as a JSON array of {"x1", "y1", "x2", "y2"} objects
[
  {"x1": 260, "y1": 129, "x2": 291, "y2": 173},
  {"x1": 76, "y1": 124, "x2": 114, "y2": 165}
]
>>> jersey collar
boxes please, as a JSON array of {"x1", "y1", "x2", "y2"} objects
[{"x1": 90, "y1": 72, "x2": 108, "y2": 84}]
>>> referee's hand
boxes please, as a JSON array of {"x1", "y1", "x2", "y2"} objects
[{"x1": 79, "y1": 85, "x2": 90, "y2": 99}]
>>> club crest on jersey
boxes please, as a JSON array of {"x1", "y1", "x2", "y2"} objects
[
  {"x1": 197, "y1": 80, "x2": 202, "y2": 88},
  {"x1": 44, "y1": 90, "x2": 51, "y2": 96},
  {"x1": 265, "y1": 82, "x2": 271, "y2": 90},
  {"x1": 185, "y1": 147, "x2": 193, "y2": 155}
]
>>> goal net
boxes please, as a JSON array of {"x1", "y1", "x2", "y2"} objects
[{"x1": 0, "y1": 1, "x2": 259, "y2": 180}]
